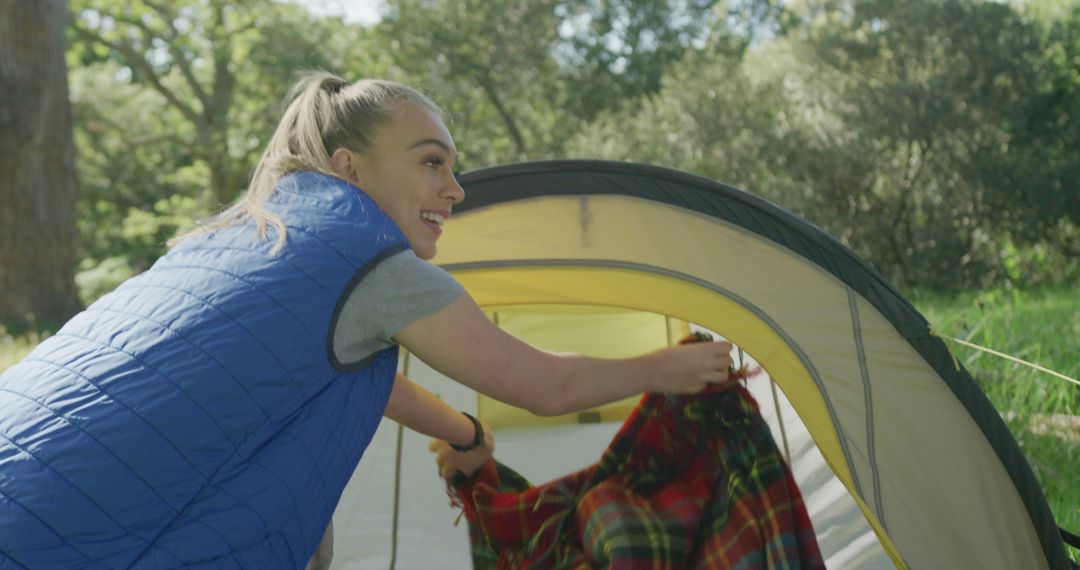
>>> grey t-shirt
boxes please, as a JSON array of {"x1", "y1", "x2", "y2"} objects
[{"x1": 330, "y1": 250, "x2": 465, "y2": 365}]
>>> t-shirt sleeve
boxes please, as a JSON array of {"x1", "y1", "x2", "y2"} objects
[{"x1": 330, "y1": 249, "x2": 465, "y2": 366}]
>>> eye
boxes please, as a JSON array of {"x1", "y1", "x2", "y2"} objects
[{"x1": 423, "y1": 156, "x2": 445, "y2": 168}]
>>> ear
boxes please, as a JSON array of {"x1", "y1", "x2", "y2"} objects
[{"x1": 330, "y1": 148, "x2": 364, "y2": 187}]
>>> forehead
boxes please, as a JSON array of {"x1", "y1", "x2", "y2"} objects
[{"x1": 377, "y1": 102, "x2": 455, "y2": 152}]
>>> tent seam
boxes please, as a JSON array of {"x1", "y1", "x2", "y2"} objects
[{"x1": 848, "y1": 288, "x2": 887, "y2": 533}]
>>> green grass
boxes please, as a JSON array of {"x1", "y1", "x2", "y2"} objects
[
  {"x1": 2, "y1": 288, "x2": 1078, "y2": 561},
  {"x1": 0, "y1": 324, "x2": 47, "y2": 372},
  {"x1": 909, "y1": 286, "x2": 1079, "y2": 562}
]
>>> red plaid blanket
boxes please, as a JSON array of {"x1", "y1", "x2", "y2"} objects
[{"x1": 451, "y1": 358, "x2": 824, "y2": 569}]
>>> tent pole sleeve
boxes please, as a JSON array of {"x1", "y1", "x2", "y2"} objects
[
  {"x1": 769, "y1": 373, "x2": 793, "y2": 467},
  {"x1": 389, "y1": 350, "x2": 413, "y2": 570}
]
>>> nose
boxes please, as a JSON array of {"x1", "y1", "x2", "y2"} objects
[{"x1": 445, "y1": 172, "x2": 465, "y2": 205}]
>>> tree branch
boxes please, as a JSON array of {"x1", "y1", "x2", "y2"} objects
[
  {"x1": 140, "y1": 0, "x2": 212, "y2": 110},
  {"x1": 476, "y1": 73, "x2": 527, "y2": 156},
  {"x1": 81, "y1": 105, "x2": 195, "y2": 152},
  {"x1": 71, "y1": 23, "x2": 201, "y2": 125},
  {"x1": 208, "y1": 2, "x2": 236, "y2": 119}
]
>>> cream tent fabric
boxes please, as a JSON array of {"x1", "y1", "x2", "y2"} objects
[{"x1": 330, "y1": 160, "x2": 1071, "y2": 569}]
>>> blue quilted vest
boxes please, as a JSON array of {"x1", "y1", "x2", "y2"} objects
[{"x1": 0, "y1": 172, "x2": 408, "y2": 568}]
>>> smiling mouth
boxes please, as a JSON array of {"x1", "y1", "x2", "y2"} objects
[
  {"x1": 421, "y1": 211, "x2": 447, "y2": 226},
  {"x1": 420, "y1": 211, "x2": 447, "y2": 236}
]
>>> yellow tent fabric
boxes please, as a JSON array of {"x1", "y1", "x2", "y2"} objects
[{"x1": 477, "y1": 306, "x2": 689, "y2": 429}]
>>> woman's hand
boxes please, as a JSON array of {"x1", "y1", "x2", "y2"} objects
[
  {"x1": 647, "y1": 340, "x2": 735, "y2": 394},
  {"x1": 428, "y1": 419, "x2": 495, "y2": 481}
]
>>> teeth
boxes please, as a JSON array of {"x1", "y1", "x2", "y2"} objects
[{"x1": 421, "y1": 211, "x2": 446, "y2": 226}]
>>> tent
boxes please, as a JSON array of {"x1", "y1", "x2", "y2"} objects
[{"x1": 328, "y1": 160, "x2": 1073, "y2": 569}]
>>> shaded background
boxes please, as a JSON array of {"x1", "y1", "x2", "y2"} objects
[{"x1": 5, "y1": 0, "x2": 1079, "y2": 327}]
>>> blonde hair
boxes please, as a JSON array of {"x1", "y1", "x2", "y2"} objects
[{"x1": 170, "y1": 71, "x2": 441, "y2": 253}]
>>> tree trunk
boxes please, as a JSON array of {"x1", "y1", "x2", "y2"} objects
[
  {"x1": 0, "y1": 0, "x2": 82, "y2": 326},
  {"x1": 207, "y1": 152, "x2": 236, "y2": 207}
]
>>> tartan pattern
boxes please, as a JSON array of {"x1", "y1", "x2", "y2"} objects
[{"x1": 452, "y1": 378, "x2": 825, "y2": 569}]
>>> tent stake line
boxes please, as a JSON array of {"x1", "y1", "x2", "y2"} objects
[{"x1": 951, "y1": 335, "x2": 1080, "y2": 387}]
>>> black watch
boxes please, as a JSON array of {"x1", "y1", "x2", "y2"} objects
[{"x1": 450, "y1": 411, "x2": 484, "y2": 452}]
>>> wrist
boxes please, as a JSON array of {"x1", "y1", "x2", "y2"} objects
[
  {"x1": 641, "y1": 350, "x2": 665, "y2": 393},
  {"x1": 450, "y1": 411, "x2": 484, "y2": 452}
]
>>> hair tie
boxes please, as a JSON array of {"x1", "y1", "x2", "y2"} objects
[{"x1": 322, "y1": 78, "x2": 348, "y2": 95}]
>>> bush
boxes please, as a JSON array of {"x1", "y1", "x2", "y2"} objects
[{"x1": 75, "y1": 194, "x2": 203, "y2": 304}]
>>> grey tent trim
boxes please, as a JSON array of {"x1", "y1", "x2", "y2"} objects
[
  {"x1": 455, "y1": 159, "x2": 1071, "y2": 569},
  {"x1": 848, "y1": 286, "x2": 887, "y2": 532}
]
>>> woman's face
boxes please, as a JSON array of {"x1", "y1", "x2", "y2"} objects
[{"x1": 336, "y1": 102, "x2": 464, "y2": 260}]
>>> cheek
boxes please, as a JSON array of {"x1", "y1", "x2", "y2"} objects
[{"x1": 394, "y1": 213, "x2": 418, "y2": 238}]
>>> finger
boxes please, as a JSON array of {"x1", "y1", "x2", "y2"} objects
[
  {"x1": 435, "y1": 450, "x2": 451, "y2": 466},
  {"x1": 444, "y1": 464, "x2": 462, "y2": 481},
  {"x1": 428, "y1": 439, "x2": 439, "y2": 452},
  {"x1": 705, "y1": 368, "x2": 731, "y2": 385}
]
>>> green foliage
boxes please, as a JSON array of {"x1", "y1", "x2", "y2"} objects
[
  {"x1": 571, "y1": 0, "x2": 1079, "y2": 291},
  {"x1": 0, "y1": 325, "x2": 50, "y2": 374},
  {"x1": 378, "y1": 0, "x2": 788, "y2": 165},
  {"x1": 71, "y1": 61, "x2": 203, "y2": 246},
  {"x1": 825, "y1": 0, "x2": 1051, "y2": 285},
  {"x1": 76, "y1": 194, "x2": 202, "y2": 304},
  {"x1": 64, "y1": 0, "x2": 1078, "y2": 293},
  {"x1": 75, "y1": 256, "x2": 135, "y2": 306},
  {"x1": 381, "y1": 0, "x2": 570, "y2": 164},
  {"x1": 556, "y1": 0, "x2": 716, "y2": 119},
  {"x1": 565, "y1": 43, "x2": 811, "y2": 207},
  {"x1": 67, "y1": 0, "x2": 385, "y2": 206},
  {"x1": 69, "y1": 56, "x2": 212, "y2": 302}
]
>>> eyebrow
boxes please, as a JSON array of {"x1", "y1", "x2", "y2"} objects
[{"x1": 407, "y1": 138, "x2": 454, "y2": 154}]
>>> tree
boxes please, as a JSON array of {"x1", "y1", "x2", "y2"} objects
[
  {"x1": 1008, "y1": 1, "x2": 1080, "y2": 242},
  {"x1": 566, "y1": 47, "x2": 796, "y2": 196},
  {"x1": 803, "y1": 0, "x2": 1050, "y2": 289},
  {"x1": 557, "y1": 0, "x2": 786, "y2": 120},
  {"x1": 569, "y1": 0, "x2": 1077, "y2": 290},
  {"x1": 0, "y1": 0, "x2": 83, "y2": 326},
  {"x1": 381, "y1": 0, "x2": 569, "y2": 164},
  {"x1": 379, "y1": 0, "x2": 792, "y2": 166},
  {"x1": 70, "y1": 0, "x2": 267, "y2": 205},
  {"x1": 68, "y1": 1, "x2": 391, "y2": 198}
]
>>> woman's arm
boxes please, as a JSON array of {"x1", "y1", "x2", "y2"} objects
[
  {"x1": 393, "y1": 294, "x2": 733, "y2": 417},
  {"x1": 383, "y1": 372, "x2": 494, "y2": 478},
  {"x1": 383, "y1": 372, "x2": 481, "y2": 446}
]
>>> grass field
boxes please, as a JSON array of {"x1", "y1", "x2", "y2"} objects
[{"x1": 2, "y1": 287, "x2": 1078, "y2": 561}]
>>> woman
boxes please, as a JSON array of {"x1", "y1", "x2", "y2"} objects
[{"x1": 0, "y1": 72, "x2": 733, "y2": 569}]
